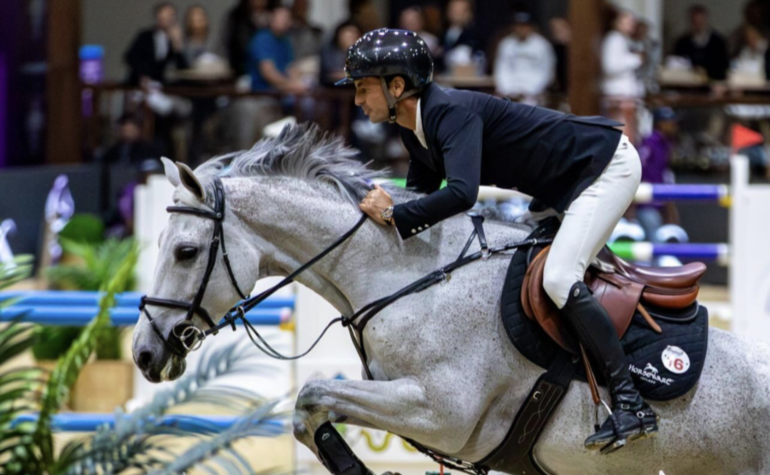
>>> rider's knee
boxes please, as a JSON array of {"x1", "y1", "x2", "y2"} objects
[{"x1": 542, "y1": 260, "x2": 574, "y2": 310}]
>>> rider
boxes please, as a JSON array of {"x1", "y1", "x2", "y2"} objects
[{"x1": 338, "y1": 28, "x2": 658, "y2": 453}]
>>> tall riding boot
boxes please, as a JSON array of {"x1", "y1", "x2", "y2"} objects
[{"x1": 561, "y1": 281, "x2": 659, "y2": 454}]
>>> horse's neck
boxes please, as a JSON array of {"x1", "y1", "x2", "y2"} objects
[{"x1": 228, "y1": 179, "x2": 444, "y2": 315}]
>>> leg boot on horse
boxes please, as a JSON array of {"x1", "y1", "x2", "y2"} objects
[{"x1": 562, "y1": 281, "x2": 659, "y2": 454}]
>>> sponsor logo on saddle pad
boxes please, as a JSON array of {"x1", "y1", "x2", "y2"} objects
[
  {"x1": 629, "y1": 363, "x2": 674, "y2": 386},
  {"x1": 661, "y1": 345, "x2": 691, "y2": 375}
]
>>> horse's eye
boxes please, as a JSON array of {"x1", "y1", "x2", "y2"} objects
[{"x1": 174, "y1": 246, "x2": 199, "y2": 261}]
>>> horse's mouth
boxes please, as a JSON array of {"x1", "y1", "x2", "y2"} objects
[{"x1": 142, "y1": 354, "x2": 187, "y2": 382}]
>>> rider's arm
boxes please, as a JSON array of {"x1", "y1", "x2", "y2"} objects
[{"x1": 392, "y1": 106, "x2": 482, "y2": 239}]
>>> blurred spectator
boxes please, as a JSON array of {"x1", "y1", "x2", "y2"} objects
[
  {"x1": 421, "y1": 3, "x2": 444, "y2": 39},
  {"x1": 633, "y1": 19, "x2": 660, "y2": 94},
  {"x1": 351, "y1": 0, "x2": 384, "y2": 34},
  {"x1": 673, "y1": 5, "x2": 730, "y2": 81},
  {"x1": 730, "y1": 1, "x2": 767, "y2": 58},
  {"x1": 441, "y1": 0, "x2": 484, "y2": 75},
  {"x1": 183, "y1": 5, "x2": 212, "y2": 64},
  {"x1": 99, "y1": 114, "x2": 159, "y2": 167},
  {"x1": 734, "y1": 26, "x2": 767, "y2": 77},
  {"x1": 124, "y1": 2, "x2": 188, "y2": 86},
  {"x1": 601, "y1": 9, "x2": 643, "y2": 98},
  {"x1": 289, "y1": 0, "x2": 323, "y2": 59},
  {"x1": 222, "y1": 0, "x2": 273, "y2": 77},
  {"x1": 636, "y1": 107, "x2": 680, "y2": 241},
  {"x1": 319, "y1": 21, "x2": 362, "y2": 87},
  {"x1": 247, "y1": 5, "x2": 306, "y2": 93},
  {"x1": 549, "y1": 17, "x2": 571, "y2": 93},
  {"x1": 225, "y1": 6, "x2": 301, "y2": 150},
  {"x1": 443, "y1": 0, "x2": 482, "y2": 55},
  {"x1": 399, "y1": 7, "x2": 439, "y2": 53},
  {"x1": 493, "y1": 12, "x2": 555, "y2": 103}
]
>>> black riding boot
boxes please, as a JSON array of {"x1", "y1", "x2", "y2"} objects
[{"x1": 561, "y1": 281, "x2": 659, "y2": 454}]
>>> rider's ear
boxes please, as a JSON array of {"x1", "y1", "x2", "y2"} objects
[
  {"x1": 390, "y1": 76, "x2": 405, "y2": 99},
  {"x1": 161, "y1": 157, "x2": 181, "y2": 187},
  {"x1": 175, "y1": 162, "x2": 207, "y2": 202}
]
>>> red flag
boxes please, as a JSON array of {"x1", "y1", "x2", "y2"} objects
[{"x1": 731, "y1": 124, "x2": 764, "y2": 152}]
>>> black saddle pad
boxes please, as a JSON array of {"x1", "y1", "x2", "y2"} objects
[{"x1": 501, "y1": 223, "x2": 709, "y2": 402}]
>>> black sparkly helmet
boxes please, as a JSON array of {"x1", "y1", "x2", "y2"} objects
[{"x1": 336, "y1": 28, "x2": 434, "y2": 122}]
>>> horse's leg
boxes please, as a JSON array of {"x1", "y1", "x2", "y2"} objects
[{"x1": 294, "y1": 377, "x2": 484, "y2": 459}]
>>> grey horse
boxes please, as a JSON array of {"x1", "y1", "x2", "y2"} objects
[{"x1": 132, "y1": 125, "x2": 770, "y2": 475}]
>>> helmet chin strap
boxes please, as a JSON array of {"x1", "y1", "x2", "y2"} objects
[{"x1": 380, "y1": 76, "x2": 420, "y2": 123}]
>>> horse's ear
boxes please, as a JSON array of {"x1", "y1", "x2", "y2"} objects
[
  {"x1": 175, "y1": 162, "x2": 207, "y2": 202},
  {"x1": 161, "y1": 157, "x2": 181, "y2": 187}
]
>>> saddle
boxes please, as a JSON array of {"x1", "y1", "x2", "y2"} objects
[{"x1": 521, "y1": 245, "x2": 707, "y2": 355}]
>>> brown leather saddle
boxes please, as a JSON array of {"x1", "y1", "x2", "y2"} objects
[{"x1": 521, "y1": 245, "x2": 707, "y2": 354}]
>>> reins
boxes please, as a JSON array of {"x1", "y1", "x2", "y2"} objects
[{"x1": 140, "y1": 182, "x2": 548, "y2": 381}]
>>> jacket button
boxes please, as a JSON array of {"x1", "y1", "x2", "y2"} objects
[
  {"x1": 418, "y1": 226, "x2": 423, "y2": 231},
  {"x1": 411, "y1": 229, "x2": 417, "y2": 234},
  {"x1": 424, "y1": 223, "x2": 429, "y2": 228}
]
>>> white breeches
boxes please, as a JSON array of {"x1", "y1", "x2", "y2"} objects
[{"x1": 543, "y1": 134, "x2": 642, "y2": 309}]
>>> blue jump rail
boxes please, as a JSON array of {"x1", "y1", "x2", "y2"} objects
[
  {"x1": 12, "y1": 413, "x2": 287, "y2": 435},
  {"x1": 0, "y1": 291, "x2": 295, "y2": 310},
  {"x1": 0, "y1": 306, "x2": 292, "y2": 326}
]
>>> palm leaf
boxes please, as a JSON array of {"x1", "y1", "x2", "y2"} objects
[
  {"x1": 58, "y1": 344, "x2": 277, "y2": 475},
  {"x1": 0, "y1": 256, "x2": 33, "y2": 293},
  {"x1": 0, "y1": 259, "x2": 38, "y2": 475},
  {"x1": 5, "y1": 248, "x2": 138, "y2": 474},
  {"x1": 147, "y1": 401, "x2": 288, "y2": 475}
]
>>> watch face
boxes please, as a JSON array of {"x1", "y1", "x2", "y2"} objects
[{"x1": 382, "y1": 207, "x2": 394, "y2": 219}]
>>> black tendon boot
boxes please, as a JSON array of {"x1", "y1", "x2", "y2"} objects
[{"x1": 561, "y1": 282, "x2": 659, "y2": 454}]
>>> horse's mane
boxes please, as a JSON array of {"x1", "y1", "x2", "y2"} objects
[
  {"x1": 195, "y1": 123, "x2": 417, "y2": 206},
  {"x1": 194, "y1": 122, "x2": 523, "y2": 229}
]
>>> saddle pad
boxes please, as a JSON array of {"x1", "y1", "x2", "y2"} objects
[{"x1": 500, "y1": 228, "x2": 709, "y2": 402}]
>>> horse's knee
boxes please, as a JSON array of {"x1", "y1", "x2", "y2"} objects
[{"x1": 542, "y1": 261, "x2": 575, "y2": 310}]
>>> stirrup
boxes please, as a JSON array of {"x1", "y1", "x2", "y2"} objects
[{"x1": 598, "y1": 407, "x2": 659, "y2": 455}]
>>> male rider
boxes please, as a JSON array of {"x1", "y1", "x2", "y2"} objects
[{"x1": 338, "y1": 28, "x2": 658, "y2": 453}]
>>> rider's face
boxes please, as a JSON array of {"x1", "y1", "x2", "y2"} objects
[{"x1": 354, "y1": 77, "x2": 390, "y2": 124}]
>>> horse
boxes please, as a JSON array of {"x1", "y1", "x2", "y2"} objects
[{"x1": 132, "y1": 124, "x2": 770, "y2": 475}]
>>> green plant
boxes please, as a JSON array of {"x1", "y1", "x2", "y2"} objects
[
  {"x1": 0, "y1": 256, "x2": 42, "y2": 472},
  {"x1": 40, "y1": 238, "x2": 137, "y2": 361},
  {"x1": 57, "y1": 214, "x2": 104, "y2": 245},
  {"x1": 4, "y1": 247, "x2": 138, "y2": 474},
  {"x1": 58, "y1": 345, "x2": 287, "y2": 475}
]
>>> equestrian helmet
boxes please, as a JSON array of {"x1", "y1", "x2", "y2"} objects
[{"x1": 335, "y1": 28, "x2": 434, "y2": 89}]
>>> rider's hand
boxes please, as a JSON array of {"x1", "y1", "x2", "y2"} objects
[{"x1": 359, "y1": 184, "x2": 394, "y2": 226}]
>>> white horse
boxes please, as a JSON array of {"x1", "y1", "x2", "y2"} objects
[{"x1": 132, "y1": 125, "x2": 770, "y2": 475}]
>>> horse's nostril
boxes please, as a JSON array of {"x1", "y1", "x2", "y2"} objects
[{"x1": 137, "y1": 350, "x2": 154, "y2": 370}]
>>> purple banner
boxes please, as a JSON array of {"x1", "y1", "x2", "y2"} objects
[{"x1": 0, "y1": 54, "x2": 6, "y2": 168}]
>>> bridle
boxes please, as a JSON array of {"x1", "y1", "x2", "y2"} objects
[
  {"x1": 139, "y1": 176, "x2": 368, "y2": 358},
  {"x1": 139, "y1": 178, "x2": 250, "y2": 357}
]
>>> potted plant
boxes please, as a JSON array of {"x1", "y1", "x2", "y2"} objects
[{"x1": 32, "y1": 213, "x2": 138, "y2": 411}]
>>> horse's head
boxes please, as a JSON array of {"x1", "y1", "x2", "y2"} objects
[{"x1": 132, "y1": 158, "x2": 260, "y2": 382}]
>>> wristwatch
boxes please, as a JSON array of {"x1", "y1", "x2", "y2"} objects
[{"x1": 381, "y1": 206, "x2": 394, "y2": 226}]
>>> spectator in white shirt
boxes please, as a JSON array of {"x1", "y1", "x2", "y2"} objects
[
  {"x1": 601, "y1": 9, "x2": 644, "y2": 99},
  {"x1": 493, "y1": 12, "x2": 555, "y2": 104}
]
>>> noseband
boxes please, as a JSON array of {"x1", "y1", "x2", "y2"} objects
[{"x1": 140, "y1": 176, "x2": 369, "y2": 358}]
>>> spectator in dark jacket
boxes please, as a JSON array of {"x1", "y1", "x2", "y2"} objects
[
  {"x1": 222, "y1": 0, "x2": 273, "y2": 77},
  {"x1": 442, "y1": 0, "x2": 482, "y2": 53},
  {"x1": 319, "y1": 21, "x2": 362, "y2": 87},
  {"x1": 100, "y1": 114, "x2": 159, "y2": 167},
  {"x1": 673, "y1": 4, "x2": 730, "y2": 81},
  {"x1": 124, "y1": 2, "x2": 188, "y2": 85}
]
